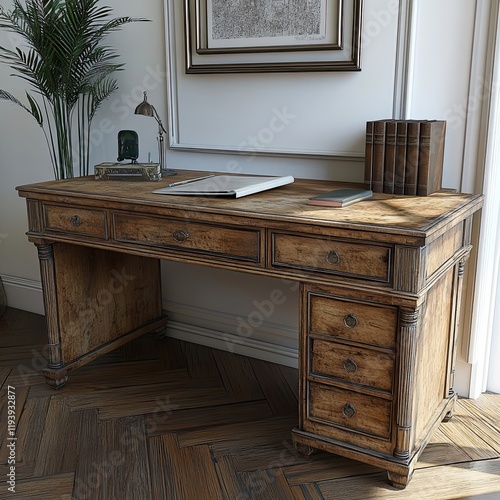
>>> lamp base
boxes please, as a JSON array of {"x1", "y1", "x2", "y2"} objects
[{"x1": 161, "y1": 168, "x2": 177, "y2": 177}]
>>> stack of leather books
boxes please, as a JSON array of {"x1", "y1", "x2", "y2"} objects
[{"x1": 364, "y1": 119, "x2": 446, "y2": 196}]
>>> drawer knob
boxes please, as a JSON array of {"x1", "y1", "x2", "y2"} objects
[
  {"x1": 326, "y1": 250, "x2": 340, "y2": 265},
  {"x1": 173, "y1": 229, "x2": 190, "y2": 243},
  {"x1": 344, "y1": 313, "x2": 358, "y2": 328},
  {"x1": 70, "y1": 215, "x2": 81, "y2": 227},
  {"x1": 342, "y1": 403, "x2": 356, "y2": 418},
  {"x1": 343, "y1": 358, "x2": 358, "y2": 374}
]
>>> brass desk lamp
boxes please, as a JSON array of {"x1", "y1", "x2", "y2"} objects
[{"x1": 134, "y1": 91, "x2": 176, "y2": 176}]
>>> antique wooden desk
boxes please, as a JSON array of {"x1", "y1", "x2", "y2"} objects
[{"x1": 17, "y1": 171, "x2": 483, "y2": 488}]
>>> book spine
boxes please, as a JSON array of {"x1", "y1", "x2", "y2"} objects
[
  {"x1": 394, "y1": 121, "x2": 408, "y2": 195},
  {"x1": 417, "y1": 121, "x2": 446, "y2": 196},
  {"x1": 371, "y1": 120, "x2": 386, "y2": 193},
  {"x1": 404, "y1": 121, "x2": 420, "y2": 196},
  {"x1": 383, "y1": 121, "x2": 397, "y2": 194},
  {"x1": 417, "y1": 121, "x2": 432, "y2": 196},
  {"x1": 364, "y1": 121, "x2": 374, "y2": 190}
]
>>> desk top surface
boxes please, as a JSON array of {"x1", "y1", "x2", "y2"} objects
[{"x1": 17, "y1": 170, "x2": 483, "y2": 238}]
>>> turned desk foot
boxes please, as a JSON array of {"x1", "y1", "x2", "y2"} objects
[
  {"x1": 43, "y1": 369, "x2": 69, "y2": 389},
  {"x1": 387, "y1": 469, "x2": 413, "y2": 489},
  {"x1": 293, "y1": 442, "x2": 317, "y2": 457}
]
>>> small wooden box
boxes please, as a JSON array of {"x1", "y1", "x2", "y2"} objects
[{"x1": 94, "y1": 163, "x2": 161, "y2": 181}]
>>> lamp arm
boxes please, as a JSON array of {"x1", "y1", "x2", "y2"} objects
[{"x1": 152, "y1": 106, "x2": 168, "y2": 134}]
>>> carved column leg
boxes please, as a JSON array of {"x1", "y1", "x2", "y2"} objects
[
  {"x1": 444, "y1": 259, "x2": 467, "y2": 421},
  {"x1": 37, "y1": 243, "x2": 68, "y2": 388},
  {"x1": 390, "y1": 308, "x2": 419, "y2": 487}
]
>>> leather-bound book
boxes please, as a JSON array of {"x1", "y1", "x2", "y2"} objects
[
  {"x1": 383, "y1": 120, "x2": 397, "y2": 194},
  {"x1": 364, "y1": 121, "x2": 374, "y2": 190},
  {"x1": 394, "y1": 121, "x2": 408, "y2": 194},
  {"x1": 417, "y1": 120, "x2": 446, "y2": 196},
  {"x1": 371, "y1": 120, "x2": 386, "y2": 193},
  {"x1": 404, "y1": 121, "x2": 420, "y2": 195}
]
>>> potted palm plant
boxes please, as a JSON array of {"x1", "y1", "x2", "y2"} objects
[{"x1": 0, "y1": 0, "x2": 144, "y2": 179}]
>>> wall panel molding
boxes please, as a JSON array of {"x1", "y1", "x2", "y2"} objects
[{"x1": 164, "y1": 0, "x2": 405, "y2": 160}]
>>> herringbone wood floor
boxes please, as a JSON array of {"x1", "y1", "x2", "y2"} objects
[{"x1": 0, "y1": 307, "x2": 499, "y2": 499}]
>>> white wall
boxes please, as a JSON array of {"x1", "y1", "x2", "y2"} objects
[{"x1": 0, "y1": 1, "x2": 488, "y2": 377}]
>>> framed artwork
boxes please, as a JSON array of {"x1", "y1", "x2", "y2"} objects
[{"x1": 184, "y1": 0, "x2": 363, "y2": 73}]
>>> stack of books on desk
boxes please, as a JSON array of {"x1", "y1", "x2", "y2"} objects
[{"x1": 364, "y1": 119, "x2": 446, "y2": 196}]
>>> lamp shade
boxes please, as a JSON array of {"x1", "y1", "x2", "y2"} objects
[{"x1": 134, "y1": 91, "x2": 154, "y2": 117}]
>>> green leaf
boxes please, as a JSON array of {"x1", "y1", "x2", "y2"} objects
[{"x1": 0, "y1": 0, "x2": 147, "y2": 179}]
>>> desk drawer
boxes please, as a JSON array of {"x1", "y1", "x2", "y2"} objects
[
  {"x1": 309, "y1": 293, "x2": 397, "y2": 349},
  {"x1": 43, "y1": 204, "x2": 108, "y2": 239},
  {"x1": 308, "y1": 382, "x2": 392, "y2": 439},
  {"x1": 310, "y1": 339, "x2": 394, "y2": 393},
  {"x1": 271, "y1": 233, "x2": 391, "y2": 282},
  {"x1": 113, "y1": 213, "x2": 262, "y2": 263}
]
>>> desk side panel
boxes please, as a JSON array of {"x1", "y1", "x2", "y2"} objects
[{"x1": 53, "y1": 243, "x2": 162, "y2": 364}]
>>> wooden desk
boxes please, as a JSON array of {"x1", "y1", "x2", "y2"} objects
[{"x1": 17, "y1": 171, "x2": 483, "y2": 488}]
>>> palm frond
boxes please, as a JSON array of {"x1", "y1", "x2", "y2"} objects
[
  {"x1": 0, "y1": 0, "x2": 146, "y2": 179},
  {"x1": 0, "y1": 89, "x2": 43, "y2": 125}
]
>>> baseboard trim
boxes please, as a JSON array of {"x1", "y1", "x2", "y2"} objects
[
  {"x1": 0, "y1": 277, "x2": 299, "y2": 368},
  {"x1": 164, "y1": 300, "x2": 299, "y2": 368},
  {"x1": 1, "y1": 274, "x2": 44, "y2": 315},
  {"x1": 166, "y1": 320, "x2": 298, "y2": 368}
]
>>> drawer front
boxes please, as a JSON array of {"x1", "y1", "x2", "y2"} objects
[
  {"x1": 310, "y1": 339, "x2": 394, "y2": 393},
  {"x1": 113, "y1": 213, "x2": 261, "y2": 263},
  {"x1": 308, "y1": 382, "x2": 392, "y2": 439},
  {"x1": 43, "y1": 204, "x2": 107, "y2": 239},
  {"x1": 309, "y1": 293, "x2": 397, "y2": 349},
  {"x1": 271, "y1": 233, "x2": 391, "y2": 282}
]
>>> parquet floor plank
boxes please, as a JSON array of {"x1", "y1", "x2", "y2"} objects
[
  {"x1": 238, "y1": 468, "x2": 298, "y2": 499},
  {"x1": 158, "y1": 337, "x2": 187, "y2": 371},
  {"x1": 14, "y1": 396, "x2": 51, "y2": 480},
  {"x1": 0, "y1": 307, "x2": 46, "y2": 333},
  {"x1": 33, "y1": 398, "x2": 94, "y2": 477},
  {"x1": 63, "y1": 378, "x2": 232, "y2": 420},
  {"x1": 212, "y1": 348, "x2": 264, "y2": 401},
  {"x1": 214, "y1": 454, "x2": 248, "y2": 499},
  {"x1": 0, "y1": 308, "x2": 499, "y2": 499},
  {"x1": 417, "y1": 427, "x2": 473, "y2": 468},
  {"x1": 318, "y1": 458, "x2": 500, "y2": 499},
  {"x1": 78, "y1": 415, "x2": 152, "y2": 500},
  {"x1": 0, "y1": 385, "x2": 29, "y2": 463},
  {"x1": 439, "y1": 413, "x2": 499, "y2": 460},
  {"x1": 148, "y1": 433, "x2": 222, "y2": 500},
  {"x1": 179, "y1": 415, "x2": 297, "y2": 451},
  {"x1": 183, "y1": 341, "x2": 222, "y2": 380},
  {"x1": 284, "y1": 452, "x2": 380, "y2": 485},
  {"x1": 146, "y1": 399, "x2": 273, "y2": 436},
  {"x1": 458, "y1": 398, "x2": 500, "y2": 454},
  {"x1": 14, "y1": 472, "x2": 74, "y2": 500},
  {"x1": 230, "y1": 440, "x2": 309, "y2": 473},
  {"x1": 289, "y1": 482, "x2": 325, "y2": 499},
  {"x1": 0, "y1": 367, "x2": 11, "y2": 387},
  {"x1": 119, "y1": 332, "x2": 163, "y2": 362},
  {"x1": 249, "y1": 357, "x2": 298, "y2": 416},
  {"x1": 279, "y1": 363, "x2": 299, "y2": 400}
]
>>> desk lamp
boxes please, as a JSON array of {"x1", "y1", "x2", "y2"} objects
[{"x1": 134, "y1": 91, "x2": 176, "y2": 176}]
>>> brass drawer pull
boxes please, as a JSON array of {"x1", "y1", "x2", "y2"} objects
[
  {"x1": 70, "y1": 215, "x2": 81, "y2": 227},
  {"x1": 344, "y1": 313, "x2": 358, "y2": 328},
  {"x1": 343, "y1": 358, "x2": 358, "y2": 374},
  {"x1": 326, "y1": 250, "x2": 340, "y2": 265},
  {"x1": 173, "y1": 229, "x2": 190, "y2": 243},
  {"x1": 342, "y1": 403, "x2": 356, "y2": 418}
]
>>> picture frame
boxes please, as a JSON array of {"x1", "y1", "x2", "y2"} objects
[{"x1": 184, "y1": 0, "x2": 363, "y2": 73}]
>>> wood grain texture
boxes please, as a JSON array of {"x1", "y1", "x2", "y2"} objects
[
  {"x1": 0, "y1": 308, "x2": 498, "y2": 499},
  {"x1": 16, "y1": 171, "x2": 482, "y2": 239},
  {"x1": 15, "y1": 172, "x2": 483, "y2": 489}
]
